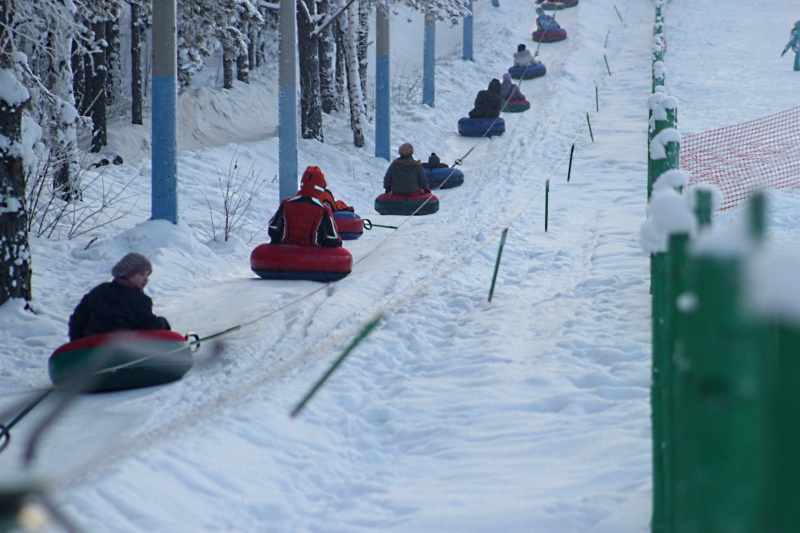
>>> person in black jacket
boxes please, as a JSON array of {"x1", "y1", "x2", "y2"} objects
[
  {"x1": 382, "y1": 143, "x2": 431, "y2": 194},
  {"x1": 421, "y1": 153, "x2": 449, "y2": 170},
  {"x1": 468, "y1": 79, "x2": 503, "y2": 119},
  {"x1": 68, "y1": 253, "x2": 171, "y2": 341}
]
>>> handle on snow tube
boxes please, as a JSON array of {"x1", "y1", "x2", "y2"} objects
[
  {"x1": 185, "y1": 332, "x2": 201, "y2": 352},
  {"x1": 362, "y1": 219, "x2": 398, "y2": 230}
]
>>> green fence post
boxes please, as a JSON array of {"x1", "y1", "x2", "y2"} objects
[
  {"x1": 774, "y1": 323, "x2": 800, "y2": 529},
  {"x1": 650, "y1": 243, "x2": 669, "y2": 533},
  {"x1": 648, "y1": 97, "x2": 679, "y2": 200},
  {"x1": 673, "y1": 193, "x2": 769, "y2": 532}
]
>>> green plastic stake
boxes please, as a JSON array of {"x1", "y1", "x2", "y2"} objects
[
  {"x1": 595, "y1": 85, "x2": 599, "y2": 112},
  {"x1": 586, "y1": 113, "x2": 594, "y2": 142},
  {"x1": 567, "y1": 144, "x2": 575, "y2": 182},
  {"x1": 544, "y1": 179, "x2": 550, "y2": 232},
  {"x1": 604, "y1": 54, "x2": 611, "y2": 76},
  {"x1": 487, "y1": 228, "x2": 508, "y2": 303},
  {"x1": 290, "y1": 315, "x2": 382, "y2": 417}
]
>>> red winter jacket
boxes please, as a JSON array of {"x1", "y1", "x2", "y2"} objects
[{"x1": 268, "y1": 195, "x2": 342, "y2": 247}]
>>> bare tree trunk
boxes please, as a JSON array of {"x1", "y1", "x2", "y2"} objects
[
  {"x1": 342, "y1": 7, "x2": 364, "y2": 147},
  {"x1": 49, "y1": 27, "x2": 81, "y2": 201},
  {"x1": 357, "y1": 0, "x2": 370, "y2": 106},
  {"x1": 88, "y1": 20, "x2": 108, "y2": 152},
  {"x1": 297, "y1": 0, "x2": 323, "y2": 141},
  {"x1": 131, "y1": 1, "x2": 144, "y2": 125},
  {"x1": 237, "y1": 52, "x2": 249, "y2": 83},
  {"x1": 318, "y1": 0, "x2": 336, "y2": 114},
  {"x1": 106, "y1": 13, "x2": 122, "y2": 108},
  {"x1": 0, "y1": 0, "x2": 32, "y2": 305},
  {"x1": 72, "y1": 39, "x2": 87, "y2": 115},
  {"x1": 334, "y1": 18, "x2": 347, "y2": 112},
  {"x1": 223, "y1": 51, "x2": 235, "y2": 89}
]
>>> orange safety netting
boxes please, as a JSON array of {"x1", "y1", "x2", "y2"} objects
[{"x1": 681, "y1": 106, "x2": 800, "y2": 212}]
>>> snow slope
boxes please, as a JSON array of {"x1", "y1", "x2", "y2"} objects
[{"x1": 2, "y1": 0, "x2": 800, "y2": 531}]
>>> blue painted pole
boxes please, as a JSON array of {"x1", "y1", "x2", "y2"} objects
[
  {"x1": 422, "y1": 9, "x2": 435, "y2": 107},
  {"x1": 492, "y1": 0, "x2": 499, "y2": 7},
  {"x1": 151, "y1": 0, "x2": 178, "y2": 224},
  {"x1": 463, "y1": 0, "x2": 474, "y2": 62},
  {"x1": 279, "y1": 0, "x2": 298, "y2": 201},
  {"x1": 375, "y1": 5, "x2": 391, "y2": 161}
]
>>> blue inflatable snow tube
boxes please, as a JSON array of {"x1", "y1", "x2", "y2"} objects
[
  {"x1": 332, "y1": 211, "x2": 364, "y2": 240},
  {"x1": 457, "y1": 117, "x2": 505, "y2": 137},
  {"x1": 423, "y1": 167, "x2": 465, "y2": 190},
  {"x1": 508, "y1": 64, "x2": 546, "y2": 80}
]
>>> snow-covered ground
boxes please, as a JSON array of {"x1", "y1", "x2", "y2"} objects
[{"x1": 2, "y1": 0, "x2": 800, "y2": 531}]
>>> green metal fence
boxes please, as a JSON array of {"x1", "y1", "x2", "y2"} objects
[{"x1": 648, "y1": 3, "x2": 800, "y2": 531}]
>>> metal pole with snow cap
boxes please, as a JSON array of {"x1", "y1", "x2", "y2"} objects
[
  {"x1": 279, "y1": 0, "x2": 299, "y2": 201},
  {"x1": 375, "y1": 4, "x2": 391, "y2": 161},
  {"x1": 151, "y1": 0, "x2": 178, "y2": 224},
  {"x1": 422, "y1": 6, "x2": 436, "y2": 107}
]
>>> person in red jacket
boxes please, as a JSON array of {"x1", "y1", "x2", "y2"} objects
[
  {"x1": 295, "y1": 165, "x2": 355, "y2": 213},
  {"x1": 268, "y1": 166, "x2": 343, "y2": 247}
]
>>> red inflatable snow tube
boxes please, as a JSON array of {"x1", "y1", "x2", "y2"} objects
[
  {"x1": 48, "y1": 330, "x2": 193, "y2": 393},
  {"x1": 332, "y1": 211, "x2": 364, "y2": 240},
  {"x1": 250, "y1": 243, "x2": 352, "y2": 282},
  {"x1": 539, "y1": 0, "x2": 578, "y2": 10},
  {"x1": 532, "y1": 28, "x2": 568, "y2": 42}
]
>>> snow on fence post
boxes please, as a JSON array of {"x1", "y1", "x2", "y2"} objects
[
  {"x1": 648, "y1": 95, "x2": 679, "y2": 200},
  {"x1": 652, "y1": 1, "x2": 665, "y2": 92},
  {"x1": 643, "y1": 173, "x2": 692, "y2": 533},
  {"x1": 741, "y1": 190, "x2": 800, "y2": 530},
  {"x1": 672, "y1": 193, "x2": 770, "y2": 532}
]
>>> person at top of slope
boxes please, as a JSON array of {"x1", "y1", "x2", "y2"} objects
[
  {"x1": 513, "y1": 43, "x2": 541, "y2": 68},
  {"x1": 382, "y1": 143, "x2": 431, "y2": 195},
  {"x1": 536, "y1": 7, "x2": 561, "y2": 32},
  {"x1": 468, "y1": 79, "x2": 503, "y2": 119},
  {"x1": 268, "y1": 165, "x2": 342, "y2": 247},
  {"x1": 782, "y1": 20, "x2": 800, "y2": 71},
  {"x1": 500, "y1": 73, "x2": 527, "y2": 101},
  {"x1": 68, "y1": 253, "x2": 171, "y2": 341}
]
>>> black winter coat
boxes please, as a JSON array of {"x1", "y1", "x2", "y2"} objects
[
  {"x1": 68, "y1": 281, "x2": 171, "y2": 341},
  {"x1": 382, "y1": 156, "x2": 431, "y2": 194},
  {"x1": 468, "y1": 79, "x2": 503, "y2": 119}
]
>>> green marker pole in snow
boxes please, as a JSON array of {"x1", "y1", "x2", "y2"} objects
[
  {"x1": 544, "y1": 179, "x2": 550, "y2": 232},
  {"x1": 487, "y1": 228, "x2": 508, "y2": 303},
  {"x1": 291, "y1": 316, "x2": 383, "y2": 418}
]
